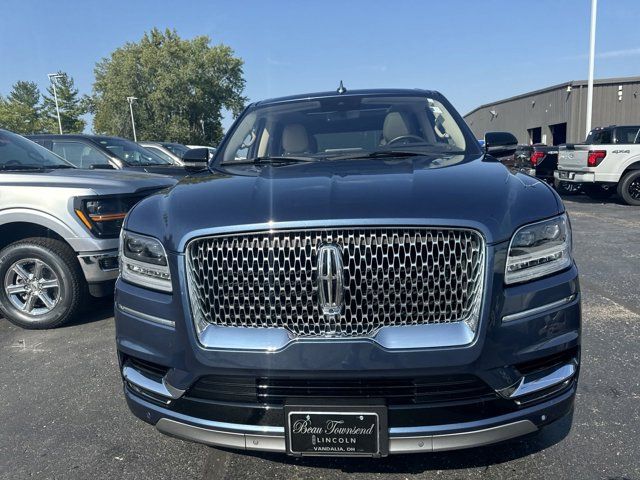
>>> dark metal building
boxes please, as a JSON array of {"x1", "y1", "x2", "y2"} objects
[{"x1": 464, "y1": 76, "x2": 640, "y2": 145}]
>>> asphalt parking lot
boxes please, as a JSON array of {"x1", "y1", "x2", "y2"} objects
[{"x1": 1, "y1": 195, "x2": 639, "y2": 480}]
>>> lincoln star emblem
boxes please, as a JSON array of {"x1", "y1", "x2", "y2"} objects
[{"x1": 317, "y1": 243, "x2": 345, "y2": 316}]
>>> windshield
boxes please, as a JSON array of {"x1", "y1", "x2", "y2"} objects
[
  {"x1": 218, "y1": 94, "x2": 474, "y2": 164},
  {"x1": 96, "y1": 137, "x2": 172, "y2": 166},
  {"x1": 163, "y1": 143, "x2": 190, "y2": 157},
  {"x1": 0, "y1": 130, "x2": 74, "y2": 170},
  {"x1": 146, "y1": 146, "x2": 177, "y2": 163}
]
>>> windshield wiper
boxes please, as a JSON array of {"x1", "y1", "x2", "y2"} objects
[
  {"x1": 225, "y1": 156, "x2": 314, "y2": 166},
  {"x1": 0, "y1": 165, "x2": 46, "y2": 171},
  {"x1": 0, "y1": 164, "x2": 76, "y2": 171},
  {"x1": 329, "y1": 150, "x2": 430, "y2": 161}
]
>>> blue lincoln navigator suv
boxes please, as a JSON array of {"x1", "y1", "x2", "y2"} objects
[{"x1": 115, "y1": 89, "x2": 580, "y2": 457}]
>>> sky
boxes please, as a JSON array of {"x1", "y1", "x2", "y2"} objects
[{"x1": 1, "y1": 0, "x2": 639, "y2": 133}]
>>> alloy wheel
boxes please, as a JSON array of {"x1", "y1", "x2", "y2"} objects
[
  {"x1": 629, "y1": 178, "x2": 640, "y2": 200},
  {"x1": 3, "y1": 258, "x2": 60, "y2": 317}
]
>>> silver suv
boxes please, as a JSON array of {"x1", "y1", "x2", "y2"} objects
[{"x1": 0, "y1": 129, "x2": 176, "y2": 329}]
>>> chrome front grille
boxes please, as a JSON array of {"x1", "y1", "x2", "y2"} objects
[{"x1": 186, "y1": 227, "x2": 485, "y2": 337}]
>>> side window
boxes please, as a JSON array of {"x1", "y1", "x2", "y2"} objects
[
  {"x1": 615, "y1": 127, "x2": 640, "y2": 144},
  {"x1": 223, "y1": 112, "x2": 258, "y2": 162},
  {"x1": 426, "y1": 99, "x2": 466, "y2": 149},
  {"x1": 591, "y1": 130, "x2": 612, "y2": 145},
  {"x1": 234, "y1": 130, "x2": 255, "y2": 160},
  {"x1": 52, "y1": 141, "x2": 110, "y2": 168}
]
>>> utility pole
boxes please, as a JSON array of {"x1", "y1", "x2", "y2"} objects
[
  {"x1": 47, "y1": 73, "x2": 64, "y2": 134},
  {"x1": 586, "y1": 0, "x2": 598, "y2": 137},
  {"x1": 127, "y1": 96, "x2": 138, "y2": 142}
]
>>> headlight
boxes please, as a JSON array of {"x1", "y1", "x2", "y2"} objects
[
  {"x1": 119, "y1": 230, "x2": 172, "y2": 292},
  {"x1": 505, "y1": 214, "x2": 572, "y2": 284},
  {"x1": 74, "y1": 196, "x2": 140, "y2": 238}
]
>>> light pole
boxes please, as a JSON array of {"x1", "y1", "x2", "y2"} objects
[
  {"x1": 586, "y1": 0, "x2": 598, "y2": 137},
  {"x1": 47, "y1": 73, "x2": 64, "y2": 134},
  {"x1": 127, "y1": 96, "x2": 138, "y2": 142}
]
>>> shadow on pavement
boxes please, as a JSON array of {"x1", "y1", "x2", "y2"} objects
[
  {"x1": 213, "y1": 411, "x2": 574, "y2": 475},
  {"x1": 559, "y1": 192, "x2": 628, "y2": 206},
  {"x1": 64, "y1": 296, "x2": 115, "y2": 327}
]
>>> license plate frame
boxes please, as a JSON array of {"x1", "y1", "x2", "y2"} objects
[{"x1": 285, "y1": 404, "x2": 388, "y2": 457}]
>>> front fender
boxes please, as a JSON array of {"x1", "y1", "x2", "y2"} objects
[{"x1": 0, "y1": 207, "x2": 110, "y2": 252}]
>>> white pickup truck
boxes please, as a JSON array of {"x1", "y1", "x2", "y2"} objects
[{"x1": 556, "y1": 125, "x2": 640, "y2": 205}]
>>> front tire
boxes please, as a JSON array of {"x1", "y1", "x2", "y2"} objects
[
  {"x1": 0, "y1": 238, "x2": 87, "y2": 329},
  {"x1": 617, "y1": 170, "x2": 640, "y2": 206},
  {"x1": 583, "y1": 184, "x2": 614, "y2": 201}
]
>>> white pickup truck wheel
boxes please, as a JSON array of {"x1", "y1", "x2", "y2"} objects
[{"x1": 618, "y1": 170, "x2": 640, "y2": 206}]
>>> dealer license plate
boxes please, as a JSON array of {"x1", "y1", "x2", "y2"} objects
[{"x1": 285, "y1": 407, "x2": 386, "y2": 456}]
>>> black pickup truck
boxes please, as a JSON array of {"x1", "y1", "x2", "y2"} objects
[{"x1": 513, "y1": 144, "x2": 579, "y2": 194}]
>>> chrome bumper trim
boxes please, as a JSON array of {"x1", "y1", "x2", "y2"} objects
[
  {"x1": 502, "y1": 294, "x2": 576, "y2": 323},
  {"x1": 508, "y1": 363, "x2": 577, "y2": 399},
  {"x1": 77, "y1": 249, "x2": 119, "y2": 282},
  {"x1": 117, "y1": 303, "x2": 175, "y2": 328},
  {"x1": 122, "y1": 365, "x2": 184, "y2": 400},
  {"x1": 245, "y1": 434, "x2": 287, "y2": 452},
  {"x1": 155, "y1": 418, "x2": 537, "y2": 454},
  {"x1": 158, "y1": 418, "x2": 246, "y2": 448},
  {"x1": 390, "y1": 420, "x2": 537, "y2": 453},
  {"x1": 196, "y1": 321, "x2": 476, "y2": 352}
]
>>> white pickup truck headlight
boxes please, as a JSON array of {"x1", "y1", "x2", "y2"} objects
[
  {"x1": 505, "y1": 214, "x2": 572, "y2": 285},
  {"x1": 119, "y1": 230, "x2": 172, "y2": 292}
]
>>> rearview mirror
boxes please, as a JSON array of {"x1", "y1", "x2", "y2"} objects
[
  {"x1": 182, "y1": 148, "x2": 210, "y2": 172},
  {"x1": 484, "y1": 132, "x2": 518, "y2": 158}
]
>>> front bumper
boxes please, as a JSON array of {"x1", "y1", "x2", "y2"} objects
[
  {"x1": 115, "y1": 246, "x2": 581, "y2": 454},
  {"x1": 123, "y1": 381, "x2": 575, "y2": 453},
  {"x1": 77, "y1": 249, "x2": 119, "y2": 283},
  {"x1": 77, "y1": 249, "x2": 119, "y2": 297}
]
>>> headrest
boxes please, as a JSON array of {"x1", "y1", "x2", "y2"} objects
[
  {"x1": 382, "y1": 111, "x2": 411, "y2": 143},
  {"x1": 282, "y1": 124, "x2": 309, "y2": 154}
]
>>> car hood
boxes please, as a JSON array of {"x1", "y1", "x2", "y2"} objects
[
  {"x1": 125, "y1": 155, "x2": 562, "y2": 251},
  {"x1": 0, "y1": 168, "x2": 177, "y2": 195}
]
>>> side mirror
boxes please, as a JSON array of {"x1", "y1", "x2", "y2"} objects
[
  {"x1": 182, "y1": 148, "x2": 210, "y2": 172},
  {"x1": 484, "y1": 132, "x2": 518, "y2": 158}
]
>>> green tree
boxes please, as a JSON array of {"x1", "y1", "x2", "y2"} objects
[
  {"x1": 91, "y1": 28, "x2": 246, "y2": 145},
  {"x1": 0, "y1": 81, "x2": 43, "y2": 134},
  {"x1": 42, "y1": 72, "x2": 87, "y2": 133}
]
